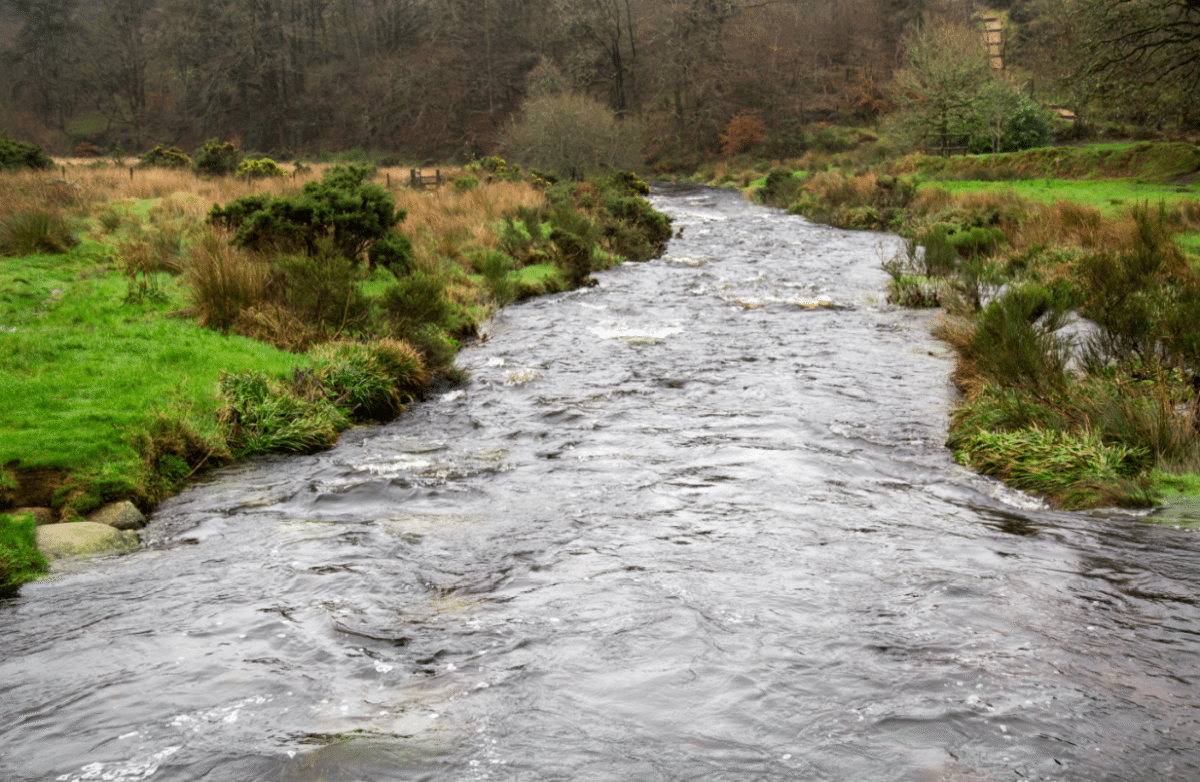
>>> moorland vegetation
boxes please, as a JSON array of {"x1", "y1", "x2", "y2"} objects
[{"x1": 0, "y1": 134, "x2": 670, "y2": 592}]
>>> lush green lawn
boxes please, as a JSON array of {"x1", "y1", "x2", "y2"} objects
[{"x1": 0, "y1": 242, "x2": 306, "y2": 472}]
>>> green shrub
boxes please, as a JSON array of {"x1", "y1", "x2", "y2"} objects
[
  {"x1": 0, "y1": 133, "x2": 53, "y2": 170},
  {"x1": 0, "y1": 512, "x2": 49, "y2": 596},
  {"x1": 958, "y1": 284, "x2": 1071, "y2": 399},
  {"x1": 367, "y1": 229, "x2": 414, "y2": 275},
  {"x1": 549, "y1": 227, "x2": 594, "y2": 287},
  {"x1": 757, "y1": 170, "x2": 805, "y2": 208},
  {"x1": 366, "y1": 337, "x2": 428, "y2": 400},
  {"x1": 276, "y1": 241, "x2": 372, "y2": 333},
  {"x1": 406, "y1": 323, "x2": 457, "y2": 369},
  {"x1": 454, "y1": 175, "x2": 479, "y2": 193},
  {"x1": 381, "y1": 269, "x2": 455, "y2": 338},
  {"x1": 474, "y1": 249, "x2": 518, "y2": 305},
  {"x1": 219, "y1": 370, "x2": 348, "y2": 456},
  {"x1": 194, "y1": 139, "x2": 243, "y2": 176},
  {"x1": 886, "y1": 275, "x2": 945, "y2": 307},
  {"x1": 0, "y1": 209, "x2": 79, "y2": 256},
  {"x1": 138, "y1": 145, "x2": 191, "y2": 169},
  {"x1": 236, "y1": 157, "x2": 286, "y2": 179},
  {"x1": 209, "y1": 165, "x2": 402, "y2": 263},
  {"x1": 608, "y1": 170, "x2": 651, "y2": 197}
]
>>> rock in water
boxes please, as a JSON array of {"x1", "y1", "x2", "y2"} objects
[
  {"x1": 35, "y1": 522, "x2": 140, "y2": 561},
  {"x1": 86, "y1": 500, "x2": 147, "y2": 530}
]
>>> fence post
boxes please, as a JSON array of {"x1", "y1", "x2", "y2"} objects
[{"x1": 129, "y1": 167, "x2": 134, "y2": 180}]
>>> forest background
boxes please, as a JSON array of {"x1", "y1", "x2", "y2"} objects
[{"x1": 3, "y1": 0, "x2": 1197, "y2": 165}]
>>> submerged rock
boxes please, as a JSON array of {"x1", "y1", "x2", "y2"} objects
[
  {"x1": 86, "y1": 500, "x2": 147, "y2": 530},
  {"x1": 35, "y1": 522, "x2": 140, "y2": 561}
]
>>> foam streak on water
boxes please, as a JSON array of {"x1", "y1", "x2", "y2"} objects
[{"x1": 2, "y1": 185, "x2": 1199, "y2": 782}]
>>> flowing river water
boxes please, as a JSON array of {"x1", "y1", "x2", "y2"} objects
[{"x1": 3, "y1": 184, "x2": 1200, "y2": 782}]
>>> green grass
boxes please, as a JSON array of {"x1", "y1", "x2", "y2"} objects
[
  {"x1": 0, "y1": 242, "x2": 308, "y2": 472},
  {"x1": 923, "y1": 178, "x2": 1198, "y2": 217},
  {"x1": 0, "y1": 512, "x2": 49, "y2": 596}
]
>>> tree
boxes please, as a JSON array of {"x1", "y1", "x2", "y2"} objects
[
  {"x1": 893, "y1": 19, "x2": 991, "y2": 155},
  {"x1": 502, "y1": 91, "x2": 643, "y2": 179},
  {"x1": 1080, "y1": 0, "x2": 1200, "y2": 128},
  {"x1": 4, "y1": 0, "x2": 87, "y2": 132}
]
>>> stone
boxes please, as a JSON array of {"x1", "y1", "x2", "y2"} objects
[
  {"x1": 85, "y1": 500, "x2": 147, "y2": 530},
  {"x1": 13, "y1": 507, "x2": 55, "y2": 525},
  {"x1": 35, "y1": 522, "x2": 140, "y2": 561}
]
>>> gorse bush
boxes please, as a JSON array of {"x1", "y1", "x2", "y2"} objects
[
  {"x1": 138, "y1": 145, "x2": 192, "y2": 169},
  {"x1": 209, "y1": 165, "x2": 409, "y2": 267},
  {"x1": 194, "y1": 139, "x2": 243, "y2": 176},
  {"x1": 0, "y1": 133, "x2": 52, "y2": 170},
  {"x1": 381, "y1": 269, "x2": 455, "y2": 339},
  {"x1": 236, "y1": 157, "x2": 286, "y2": 179},
  {"x1": 276, "y1": 240, "x2": 372, "y2": 333}
]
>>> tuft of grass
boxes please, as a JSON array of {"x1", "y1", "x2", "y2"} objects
[
  {"x1": 950, "y1": 426, "x2": 1152, "y2": 509},
  {"x1": 186, "y1": 228, "x2": 271, "y2": 331},
  {"x1": 0, "y1": 512, "x2": 50, "y2": 596},
  {"x1": 219, "y1": 370, "x2": 349, "y2": 457},
  {"x1": 0, "y1": 209, "x2": 79, "y2": 256}
]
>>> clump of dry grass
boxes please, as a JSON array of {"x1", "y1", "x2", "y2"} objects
[
  {"x1": 185, "y1": 227, "x2": 272, "y2": 331},
  {"x1": 394, "y1": 179, "x2": 544, "y2": 272}
]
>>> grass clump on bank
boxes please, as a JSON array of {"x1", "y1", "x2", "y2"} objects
[
  {"x1": 0, "y1": 156, "x2": 670, "y2": 592},
  {"x1": 0, "y1": 513, "x2": 49, "y2": 596}
]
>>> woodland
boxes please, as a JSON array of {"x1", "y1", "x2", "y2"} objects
[{"x1": 2, "y1": 0, "x2": 1198, "y2": 164}]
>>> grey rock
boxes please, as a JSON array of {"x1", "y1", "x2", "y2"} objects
[
  {"x1": 35, "y1": 522, "x2": 140, "y2": 561},
  {"x1": 86, "y1": 500, "x2": 147, "y2": 530}
]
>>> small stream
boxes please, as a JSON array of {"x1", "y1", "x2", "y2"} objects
[{"x1": 2, "y1": 184, "x2": 1199, "y2": 782}]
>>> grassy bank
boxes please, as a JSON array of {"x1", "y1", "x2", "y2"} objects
[
  {"x1": 739, "y1": 141, "x2": 1200, "y2": 512},
  {"x1": 0, "y1": 159, "x2": 670, "y2": 591}
]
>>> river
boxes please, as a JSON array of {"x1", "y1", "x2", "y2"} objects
[{"x1": 2, "y1": 184, "x2": 1198, "y2": 781}]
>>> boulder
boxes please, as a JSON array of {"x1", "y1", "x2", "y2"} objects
[
  {"x1": 85, "y1": 500, "x2": 147, "y2": 530},
  {"x1": 13, "y1": 507, "x2": 55, "y2": 526},
  {"x1": 35, "y1": 522, "x2": 140, "y2": 561}
]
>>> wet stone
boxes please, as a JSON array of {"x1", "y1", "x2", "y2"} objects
[{"x1": 85, "y1": 500, "x2": 147, "y2": 530}]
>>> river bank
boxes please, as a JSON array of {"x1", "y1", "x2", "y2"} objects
[
  {"x1": 0, "y1": 161, "x2": 670, "y2": 593},
  {"x1": 727, "y1": 142, "x2": 1200, "y2": 510}
]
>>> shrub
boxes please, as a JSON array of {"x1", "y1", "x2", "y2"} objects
[
  {"x1": 502, "y1": 92, "x2": 644, "y2": 180},
  {"x1": 194, "y1": 139, "x2": 243, "y2": 176},
  {"x1": 719, "y1": 110, "x2": 767, "y2": 157},
  {"x1": 209, "y1": 165, "x2": 402, "y2": 263},
  {"x1": 138, "y1": 145, "x2": 192, "y2": 169},
  {"x1": 474, "y1": 249, "x2": 518, "y2": 305},
  {"x1": 549, "y1": 227, "x2": 594, "y2": 287},
  {"x1": 367, "y1": 229, "x2": 414, "y2": 276},
  {"x1": 944, "y1": 284, "x2": 1071, "y2": 399},
  {"x1": 276, "y1": 240, "x2": 372, "y2": 334},
  {"x1": 600, "y1": 191, "x2": 672, "y2": 260},
  {"x1": 406, "y1": 323, "x2": 457, "y2": 369},
  {"x1": 0, "y1": 133, "x2": 53, "y2": 170},
  {"x1": 454, "y1": 175, "x2": 479, "y2": 193},
  {"x1": 381, "y1": 269, "x2": 455, "y2": 338},
  {"x1": 0, "y1": 209, "x2": 78, "y2": 256},
  {"x1": 366, "y1": 337, "x2": 428, "y2": 400},
  {"x1": 757, "y1": 170, "x2": 805, "y2": 208},
  {"x1": 236, "y1": 157, "x2": 286, "y2": 179}
]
